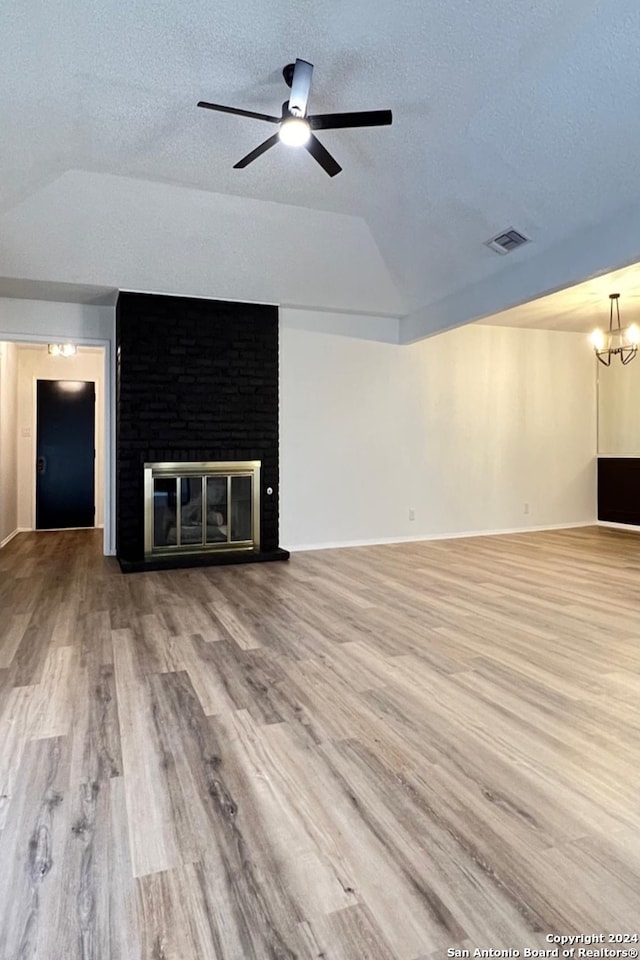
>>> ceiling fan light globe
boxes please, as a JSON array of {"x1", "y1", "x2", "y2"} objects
[{"x1": 279, "y1": 118, "x2": 310, "y2": 147}]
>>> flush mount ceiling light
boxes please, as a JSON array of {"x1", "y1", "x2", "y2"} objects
[
  {"x1": 48, "y1": 343, "x2": 77, "y2": 357},
  {"x1": 590, "y1": 294, "x2": 640, "y2": 366},
  {"x1": 197, "y1": 58, "x2": 392, "y2": 177}
]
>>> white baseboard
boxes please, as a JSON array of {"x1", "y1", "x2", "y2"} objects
[
  {"x1": 0, "y1": 528, "x2": 19, "y2": 549},
  {"x1": 284, "y1": 521, "x2": 595, "y2": 553},
  {"x1": 597, "y1": 520, "x2": 640, "y2": 533}
]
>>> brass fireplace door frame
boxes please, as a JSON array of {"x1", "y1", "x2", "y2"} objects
[{"x1": 144, "y1": 460, "x2": 261, "y2": 557}]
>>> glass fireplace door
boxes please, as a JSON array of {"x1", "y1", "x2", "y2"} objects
[{"x1": 144, "y1": 461, "x2": 260, "y2": 557}]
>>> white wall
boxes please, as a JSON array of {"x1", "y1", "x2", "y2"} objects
[
  {"x1": 0, "y1": 342, "x2": 19, "y2": 546},
  {"x1": 16, "y1": 346, "x2": 105, "y2": 530},
  {"x1": 0, "y1": 297, "x2": 599, "y2": 555},
  {"x1": 279, "y1": 318, "x2": 596, "y2": 549},
  {"x1": 0, "y1": 298, "x2": 115, "y2": 344},
  {"x1": 281, "y1": 307, "x2": 399, "y2": 345},
  {"x1": 597, "y1": 357, "x2": 640, "y2": 455},
  {"x1": 0, "y1": 298, "x2": 115, "y2": 552}
]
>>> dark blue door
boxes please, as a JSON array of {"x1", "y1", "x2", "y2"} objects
[{"x1": 36, "y1": 379, "x2": 95, "y2": 529}]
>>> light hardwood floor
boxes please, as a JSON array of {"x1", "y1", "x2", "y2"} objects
[{"x1": 1, "y1": 526, "x2": 640, "y2": 959}]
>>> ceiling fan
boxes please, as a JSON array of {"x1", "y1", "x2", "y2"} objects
[{"x1": 197, "y1": 59, "x2": 392, "y2": 178}]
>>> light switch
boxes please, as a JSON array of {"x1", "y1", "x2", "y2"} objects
[{"x1": 21, "y1": 427, "x2": 31, "y2": 438}]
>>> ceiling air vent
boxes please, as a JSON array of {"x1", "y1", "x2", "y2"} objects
[{"x1": 485, "y1": 228, "x2": 530, "y2": 255}]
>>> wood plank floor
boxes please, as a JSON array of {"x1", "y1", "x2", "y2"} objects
[{"x1": 1, "y1": 526, "x2": 640, "y2": 958}]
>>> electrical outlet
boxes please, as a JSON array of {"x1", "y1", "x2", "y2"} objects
[
  {"x1": 524, "y1": 502, "x2": 530, "y2": 515},
  {"x1": 409, "y1": 508, "x2": 415, "y2": 521}
]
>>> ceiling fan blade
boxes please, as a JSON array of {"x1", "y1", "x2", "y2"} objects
[
  {"x1": 308, "y1": 109, "x2": 393, "y2": 130},
  {"x1": 305, "y1": 134, "x2": 342, "y2": 177},
  {"x1": 233, "y1": 133, "x2": 280, "y2": 169},
  {"x1": 288, "y1": 59, "x2": 314, "y2": 117},
  {"x1": 197, "y1": 101, "x2": 280, "y2": 124}
]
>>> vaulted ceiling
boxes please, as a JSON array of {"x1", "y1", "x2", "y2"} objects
[{"x1": 2, "y1": 0, "x2": 640, "y2": 338}]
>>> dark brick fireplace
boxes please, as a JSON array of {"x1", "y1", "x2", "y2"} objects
[{"x1": 116, "y1": 292, "x2": 288, "y2": 570}]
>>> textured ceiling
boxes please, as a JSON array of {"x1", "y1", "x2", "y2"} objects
[
  {"x1": 480, "y1": 261, "x2": 640, "y2": 333},
  {"x1": 2, "y1": 0, "x2": 640, "y2": 330}
]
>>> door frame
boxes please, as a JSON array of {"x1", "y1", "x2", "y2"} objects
[
  {"x1": 0, "y1": 331, "x2": 114, "y2": 555},
  {"x1": 32, "y1": 376, "x2": 98, "y2": 531}
]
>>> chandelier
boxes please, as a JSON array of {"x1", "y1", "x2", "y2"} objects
[{"x1": 590, "y1": 293, "x2": 639, "y2": 366}]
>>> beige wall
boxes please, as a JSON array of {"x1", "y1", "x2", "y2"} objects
[
  {"x1": 16, "y1": 345, "x2": 105, "y2": 529},
  {"x1": 0, "y1": 342, "x2": 19, "y2": 545},
  {"x1": 597, "y1": 357, "x2": 640, "y2": 455},
  {"x1": 279, "y1": 316, "x2": 597, "y2": 549}
]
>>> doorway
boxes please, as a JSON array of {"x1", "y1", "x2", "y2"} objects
[
  {"x1": 0, "y1": 326, "x2": 111, "y2": 554},
  {"x1": 36, "y1": 379, "x2": 96, "y2": 529},
  {"x1": 21, "y1": 345, "x2": 106, "y2": 536}
]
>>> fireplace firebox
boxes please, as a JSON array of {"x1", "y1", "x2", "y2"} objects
[{"x1": 144, "y1": 461, "x2": 261, "y2": 558}]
